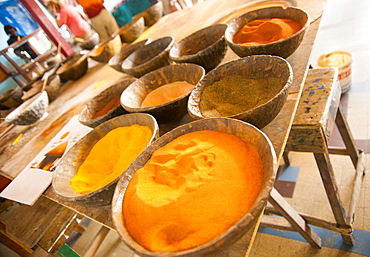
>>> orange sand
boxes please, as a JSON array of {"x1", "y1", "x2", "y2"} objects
[
  {"x1": 70, "y1": 124, "x2": 152, "y2": 194},
  {"x1": 233, "y1": 18, "x2": 302, "y2": 46},
  {"x1": 141, "y1": 81, "x2": 195, "y2": 108},
  {"x1": 123, "y1": 130, "x2": 264, "y2": 252}
]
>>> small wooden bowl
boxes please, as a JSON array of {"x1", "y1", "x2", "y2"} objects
[
  {"x1": 112, "y1": 117, "x2": 277, "y2": 256},
  {"x1": 188, "y1": 55, "x2": 293, "y2": 128},
  {"x1": 117, "y1": 16, "x2": 145, "y2": 43},
  {"x1": 89, "y1": 35, "x2": 122, "y2": 63},
  {"x1": 120, "y1": 63, "x2": 205, "y2": 123},
  {"x1": 52, "y1": 113, "x2": 159, "y2": 207},
  {"x1": 56, "y1": 53, "x2": 88, "y2": 81},
  {"x1": 134, "y1": 1, "x2": 163, "y2": 26},
  {"x1": 79, "y1": 32, "x2": 100, "y2": 50},
  {"x1": 78, "y1": 78, "x2": 136, "y2": 128},
  {"x1": 225, "y1": 6, "x2": 310, "y2": 58},
  {"x1": 5, "y1": 91, "x2": 48, "y2": 125},
  {"x1": 44, "y1": 74, "x2": 61, "y2": 103},
  {"x1": 0, "y1": 86, "x2": 24, "y2": 110},
  {"x1": 109, "y1": 39, "x2": 150, "y2": 73},
  {"x1": 170, "y1": 24, "x2": 228, "y2": 71},
  {"x1": 121, "y1": 36, "x2": 174, "y2": 78}
]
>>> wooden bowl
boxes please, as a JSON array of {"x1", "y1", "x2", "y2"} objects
[
  {"x1": 52, "y1": 113, "x2": 159, "y2": 207},
  {"x1": 56, "y1": 53, "x2": 88, "y2": 81},
  {"x1": 170, "y1": 24, "x2": 228, "y2": 71},
  {"x1": 225, "y1": 6, "x2": 310, "y2": 58},
  {"x1": 135, "y1": 1, "x2": 163, "y2": 26},
  {"x1": 0, "y1": 86, "x2": 24, "y2": 110},
  {"x1": 121, "y1": 36, "x2": 174, "y2": 78},
  {"x1": 5, "y1": 91, "x2": 48, "y2": 125},
  {"x1": 117, "y1": 16, "x2": 145, "y2": 43},
  {"x1": 44, "y1": 74, "x2": 61, "y2": 103},
  {"x1": 79, "y1": 32, "x2": 100, "y2": 50},
  {"x1": 109, "y1": 39, "x2": 150, "y2": 73},
  {"x1": 89, "y1": 35, "x2": 122, "y2": 63},
  {"x1": 112, "y1": 117, "x2": 277, "y2": 256},
  {"x1": 188, "y1": 55, "x2": 293, "y2": 128},
  {"x1": 120, "y1": 63, "x2": 205, "y2": 123},
  {"x1": 78, "y1": 78, "x2": 137, "y2": 128}
]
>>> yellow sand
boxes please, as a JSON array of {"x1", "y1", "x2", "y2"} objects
[{"x1": 70, "y1": 124, "x2": 152, "y2": 194}]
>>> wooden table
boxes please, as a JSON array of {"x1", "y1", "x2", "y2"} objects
[{"x1": 0, "y1": 0, "x2": 327, "y2": 255}]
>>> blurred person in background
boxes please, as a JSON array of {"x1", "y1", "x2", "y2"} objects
[
  {"x1": 4, "y1": 24, "x2": 38, "y2": 62},
  {"x1": 46, "y1": 0, "x2": 95, "y2": 43},
  {"x1": 76, "y1": 0, "x2": 119, "y2": 42}
]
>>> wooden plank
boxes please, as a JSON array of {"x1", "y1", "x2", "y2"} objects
[
  {"x1": 268, "y1": 188, "x2": 322, "y2": 248},
  {"x1": 6, "y1": 196, "x2": 64, "y2": 248},
  {"x1": 335, "y1": 106, "x2": 360, "y2": 167},
  {"x1": 264, "y1": 206, "x2": 352, "y2": 235},
  {"x1": 261, "y1": 215, "x2": 295, "y2": 231},
  {"x1": 346, "y1": 150, "x2": 366, "y2": 225},
  {"x1": 0, "y1": 228, "x2": 33, "y2": 257},
  {"x1": 314, "y1": 149, "x2": 355, "y2": 245},
  {"x1": 84, "y1": 226, "x2": 110, "y2": 257},
  {"x1": 38, "y1": 207, "x2": 77, "y2": 253}
]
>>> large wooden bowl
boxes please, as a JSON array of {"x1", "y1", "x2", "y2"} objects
[
  {"x1": 109, "y1": 39, "x2": 150, "y2": 73},
  {"x1": 188, "y1": 55, "x2": 293, "y2": 128},
  {"x1": 120, "y1": 63, "x2": 205, "y2": 124},
  {"x1": 78, "y1": 78, "x2": 136, "y2": 128},
  {"x1": 117, "y1": 16, "x2": 145, "y2": 43},
  {"x1": 112, "y1": 118, "x2": 277, "y2": 256},
  {"x1": 52, "y1": 113, "x2": 159, "y2": 207},
  {"x1": 170, "y1": 24, "x2": 228, "y2": 71},
  {"x1": 225, "y1": 6, "x2": 310, "y2": 58},
  {"x1": 56, "y1": 53, "x2": 88, "y2": 81},
  {"x1": 89, "y1": 35, "x2": 122, "y2": 63},
  {"x1": 121, "y1": 36, "x2": 174, "y2": 78},
  {"x1": 5, "y1": 91, "x2": 48, "y2": 125}
]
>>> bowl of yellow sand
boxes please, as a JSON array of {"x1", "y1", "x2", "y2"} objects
[
  {"x1": 225, "y1": 6, "x2": 310, "y2": 58},
  {"x1": 109, "y1": 39, "x2": 150, "y2": 73},
  {"x1": 52, "y1": 113, "x2": 159, "y2": 207},
  {"x1": 169, "y1": 24, "x2": 228, "y2": 72},
  {"x1": 120, "y1": 63, "x2": 205, "y2": 124},
  {"x1": 89, "y1": 35, "x2": 122, "y2": 63},
  {"x1": 188, "y1": 55, "x2": 293, "y2": 129},
  {"x1": 78, "y1": 78, "x2": 137, "y2": 128},
  {"x1": 112, "y1": 117, "x2": 277, "y2": 256},
  {"x1": 121, "y1": 36, "x2": 174, "y2": 78}
]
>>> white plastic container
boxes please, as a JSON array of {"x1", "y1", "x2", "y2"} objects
[{"x1": 317, "y1": 51, "x2": 352, "y2": 94}]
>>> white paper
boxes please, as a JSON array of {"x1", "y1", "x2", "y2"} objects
[{"x1": 0, "y1": 115, "x2": 92, "y2": 205}]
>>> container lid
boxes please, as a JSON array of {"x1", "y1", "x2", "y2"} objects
[{"x1": 317, "y1": 50, "x2": 352, "y2": 69}]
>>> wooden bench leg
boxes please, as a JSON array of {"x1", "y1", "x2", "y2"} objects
[
  {"x1": 313, "y1": 150, "x2": 355, "y2": 245},
  {"x1": 335, "y1": 106, "x2": 359, "y2": 167},
  {"x1": 268, "y1": 188, "x2": 322, "y2": 249},
  {"x1": 283, "y1": 151, "x2": 291, "y2": 166}
]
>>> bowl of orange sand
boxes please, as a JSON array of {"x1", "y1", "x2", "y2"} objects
[
  {"x1": 112, "y1": 117, "x2": 277, "y2": 256},
  {"x1": 225, "y1": 6, "x2": 310, "y2": 58},
  {"x1": 78, "y1": 78, "x2": 136, "y2": 128},
  {"x1": 120, "y1": 63, "x2": 205, "y2": 124},
  {"x1": 52, "y1": 113, "x2": 159, "y2": 207}
]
